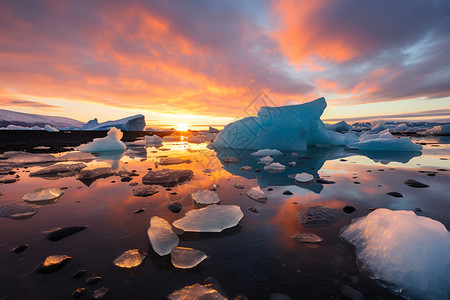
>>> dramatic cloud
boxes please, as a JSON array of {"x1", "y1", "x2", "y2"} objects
[{"x1": 0, "y1": 0, "x2": 449, "y2": 121}]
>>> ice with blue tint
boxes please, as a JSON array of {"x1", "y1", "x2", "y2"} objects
[
  {"x1": 349, "y1": 129, "x2": 422, "y2": 151},
  {"x1": 325, "y1": 120, "x2": 351, "y2": 132},
  {"x1": 341, "y1": 209, "x2": 450, "y2": 300},
  {"x1": 213, "y1": 97, "x2": 331, "y2": 151},
  {"x1": 79, "y1": 114, "x2": 145, "y2": 131},
  {"x1": 78, "y1": 127, "x2": 127, "y2": 153},
  {"x1": 420, "y1": 124, "x2": 450, "y2": 135}
]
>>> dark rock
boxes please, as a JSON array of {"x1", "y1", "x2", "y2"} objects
[
  {"x1": 343, "y1": 206, "x2": 356, "y2": 214},
  {"x1": 299, "y1": 206, "x2": 337, "y2": 227},
  {"x1": 267, "y1": 188, "x2": 273, "y2": 191},
  {"x1": 426, "y1": 173, "x2": 436, "y2": 177},
  {"x1": 254, "y1": 169, "x2": 261, "y2": 173},
  {"x1": 46, "y1": 226, "x2": 87, "y2": 241},
  {"x1": 134, "y1": 208, "x2": 146, "y2": 214},
  {"x1": 248, "y1": 206, "x2": 259, "y2": 213},
  {"x1": 404, "y1": 179, "x2": 429, "y2": 188},
  {"x1": 353, "y1": 181, "x2": 361, "y2": 184},
  {"x1": 85, "y1": 276, "x2": 102, "y2": 285},
  {"x1": 142, "y1": 169, "x2": 193, "y2": 187},
  {"x1": 132, "y1": 185, "x2": 159, "y2": 197},
  {"x1": 72, "y1": 270, "x2": 86, "y2": 279},
  {"x1": 340, "y1": 159, "x2": 347, "y2": 162},
  {"x1": 0, "y1": 178, "x2": 17, "y2": 184},
  {"x1": 415, "y1": 207, "x2": 423, "y2": 212},
  {"x1": 12, "y1": 244, "x2": 28, "y2": 254},
  {"x1": 72, "y1": 288, "x2": 85, "y2": 299},
  {"x1": 387, "y1": 192, "x2": 403, "y2": 198},
  {"x1": 168, "y1": 202, "x2": 182, "y2": 213},
  {"x1": 437, "y1": 168, "x2": 448, "y2": 171},
  {"x1": 129, "y1": 182, "x2": 138, "y2": 186},
  {"x1": 316, "y1": 178, "x2": 335, "y2": 184},
  {"x1": 282, "y1": 190, "x2": 293, "y2": 195},
  {"x1": 93, "y1": 287, "x2": 108, "y2": 299},
  {"x1": 170, "y1": 192, "x2": 178, "y2": 195},
  {"x1": 121, "y1": 177, "x2": 132, "y2": 182}
]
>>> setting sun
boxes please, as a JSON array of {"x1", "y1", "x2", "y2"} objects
[{"x1": 175, "y1": 124, "x2": 189, "y2": 131}]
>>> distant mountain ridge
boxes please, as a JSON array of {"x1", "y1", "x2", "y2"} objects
[{"x1": 0, "y1": 109, "x2": 84, "y2": 128}]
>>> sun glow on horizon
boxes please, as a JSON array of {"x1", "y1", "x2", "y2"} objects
[{"x1": 175, "y1": 124, "x2": 189, "y2": 131}]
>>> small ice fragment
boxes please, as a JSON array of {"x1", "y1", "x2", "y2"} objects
[
  {"x1": 259, "y1": 156, "x2": 273, "y2": 164},
  {"x1": 292, "y1": 233, "x2": 323, "y2": 243},
  {"x1": 222, "y1": 157, "x2": 239, "y2": 164},
  {"x1": 30, "y1": 163, "x2": 87, "y2": 176},
  {"x1": 35, "y1": 255, "x2": 71, "y2": 274},
  {"x1": 294, "y1": 173, "x2": 314, "y2": 182},
  {"x1": 240, "y1": 166, "x2": 252, "y2": 171},
  {"x1": 168, "y1": 283, "x2": 226, "y2": 300},
  {"x1": 142, "y1": 169, "x2": 193, "y2": 187},
  {"x1": 44, "y1": 125, "x2": 59, "y2": 132},
  {"x1": 192, "y1": 190, "x2": 220, "y2": 205},
  {"x1": 23, "y1": 188, "x2": 64, "y2": 204},
  {"x1": 0, "y1": 203, "x2": 39, "y2": 219},
  {"x1": 171, "y1": 247, "x2": 207, "y2": 269},
  {"x1": 288, "y1": 161, "x2": 296, "y2": 167},
  {"x1": 247, "y1": 187, "x2": 268, "y2": 203},
  {"x1": 147, "y1": 216, "x2": 179, "y2": 256},
  {"x1": 159, "y1": 157, "x2": 192, "y2": 165},
  {"x1": 263, "y1": 162, "x2": 286, "y2": 173},
  {"x1": 233, "y1": 183, "x2": 244, "y2": 189},
  {"x1": 145, "y1": 134, "x2": 163, "y2": 144},
  {"x1": 172, "y1": 205, "x2": 243, "y2": 232},
  {"x1": 133, "y1": 185, "x2": 159, "y2": 197},
  {"x1": 78, "y1": 127, "x2": 127, "y2": 153},
  {"x1": 93, "y1": 287, "x2": 108, "y2": 300},
  {"x1": 113, "y1": 249, "x2": 145, "y2": 268},
  {"x1": 251, "y1": 149, "x2": 282, "y2": 156}
]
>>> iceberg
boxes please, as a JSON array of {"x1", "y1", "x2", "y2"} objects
[
  {"x1": 420, "y1": 124, "x2": 450, "y2": 136},
  {"x1": 172, "y1": 205, "x2": 243, "y2": 232},
  {"x1": 348, "y1": 129, "x2": 422, "y2": 151},
  {"x1": 213, "y1": 97, "x2": 331, "y2": 151},
  {"x1": 171, "y1": 247, "x2": 207, "y2": 269},
  {"x1": 341, "y1": 209, "x2": 450, "y2": 300},
  {"x1": 113, "y1": 249, "x2": 145, "y2": 268},
  {"x1": 325, "y1": 120, "x2": 351, "y2": 132},
  {"x1": 78, "y1": 127, "x2": 127, "y2": 153},
  {"x1": 145, "y1": 134, "x2": 163, "y2": 144},
  {"x1": 147, "y1": 216, "x2": 179, "y2": 256},
  {"x1": 44, "y1": 125, "x2": 59, "y2": 132},
  {"x1": 191, "y1": 190, "x2": 220, "y2": 205},
  {"x1": 79, "y1": 114, "x2": 145, "y2": 131},
  {"x1": 23, "y1": 188, "x2": 64, "y2": 204}
]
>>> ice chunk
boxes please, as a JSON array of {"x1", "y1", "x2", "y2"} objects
[
  {"x1": 142, "y1": 169, "x2": 193, "y2": 187},
  {"x1": 7, "y1": 124, "x2": 42, "y2": 130},
  {"x1": 213, "y1": 97, "x2": 331, "y2": 151},
  {"x1": 246, "y1": 187, "x2": 268, "y2": 203},
  {"x1": 79, "y1": 114, "x2": 145, "y2": 131},
  {"x1": 292, "y1": 233, "x2": 323, "y2": 243},
  {"x1": 145, "y1": 134, "x2": 163, "y2": 144},
  {"x1": 294, "y1": 173, "x2": 314, "y2": 182},
  {"x1": 327, "y1": 130, "x2": 359, "y2": 146},
  {"x1": 299, "y1": 206, "x2": 337, "y2": 227},
  {"x1": 113, "y1": 249, "x2": 145, "y2": 268},
  {"x1": 77, "y1": 167, "x2": 116, "y2": 186},
  {"x1": 263, "y1": 162, "x2": 286, "y2": 173},
  {"x1": 35, "y1": 255, "x2": 71, "y2": 274},
  {"x1": 251, "y1": 149, "x2": 283, "y2": 156},
  {"x1": 259, "y1": 156, "x2": 274, "y2": 164},
  {"x1": 173, "y1": 205, "x2": 243, "y2": 232},
  {"x1": 341, "y1": 209, "x2": 450, "y2": 300},
  {"x1": 132, "y1": 185, "x2": 159, "y2": 197},
  {"x1": 0, "y1": 203, "x2": 39, "y2": 219},
  {"x1": 209, "y1": 126, "x2": 220, "y2": 133},
  {"x1": 5, "y1": 152, "x2": 57, "y2": 164},
  {"x1": 168, "y1": 283, "x2": 226, "y2": 300},
  {"x1": 44, "y1": 125, "x2": 59, "y2": 132},
  {"x1": 78, "y1": 127, "x2": 126, "y2": 152},
  {"x1": 159, "y1": 157, "x2": 192, "y2": 165},
  {"x1": 30, "y1": 163, "x2": 87, "y2": 177},
  {"x1": 222, "y1": 156, "x2": 239, "y2": 164},
  {"x1": 57, "y1": 152, "x2": 96, "y2": 161},
  {"x1": 325, "y1": 120, "x2": 351, "y2": 132},
  {"x1": 171, "y1": 247, "x2": 207, "y2": 269},
  {"x1": 350, "y1": 137, "x2": 422, "y2": 151},
  {"x1": 420, "y1": 124, "x2": 450, "y2": 136},
  {"x1": 147, "y1": 216, "x2": 179, "y2": 256},
  {"x1": 392, "y1": 123, "x2": 410, "y2": 132},
  {"x1": 192, "y1": 190, "x2": 220, "y2": 205},
  {"x1": 23, "y1": 188, "x2": 64, "y2": 204}
]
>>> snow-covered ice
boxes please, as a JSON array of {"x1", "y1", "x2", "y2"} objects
[
  {"x1": 78, "y1": 127, "x2": 127, "y2": 152},
  {"x1": 213, "y1": 97, "x2": 331, "y2": 151},
  {"x1": 191, "y1": 190, "x2": 220, "y2": 205},
  {"x1": 168, "y1": 283, "x2": 226, "y2": 300},
  {"x1": 173, "y1": 205, "x2": 243, "y2": 232},
  {"x1": 113, "y1": 249, "x2": 145, "y2": 268},
  {"x1": 246, "y1": 186, "x2": 268, "y2": 203},
  {"x1": 420, "y1": 124, "x2": 450, "y2": 136},
  {"x1": 147, "y1": 216, "x2": 179, "y2": 256},
  {"x1": 79, "y1": 114, "x2": 145, "y2": 131},
  {"x1": 23, "y1": 188, "x2": 64, "y2": 204},
  {"x1": 44, "y1": 125, "x2": 59, "y2": 132},
  {"x1": 260, "y1": 156, "x2": 274, "y2": 164},
  {"x1": 30, "y1": 163, "x2": 87, "y2": 177},
  {"x1": 145, "y1": 134, "x2": 163, "y2": 144},
  {"x1": 171, "y1": 247, "x2": 207, "y2": 269},
  {"x1": 251, "y1": 149, "x2": 283, "y2": 156},
  {"x1": 263, "y1": 162, "x2": 286, "y2": 173},
  {"x1": 341, "y1": 209, "x2": 450, "y2": 300},
  {"x1": 294, "y1": 173, "x2": 314, "y2": 183}
]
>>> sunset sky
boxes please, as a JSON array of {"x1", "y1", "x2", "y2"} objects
[{"x1": 1, "y1": 0, "x2": 449, "y2": 126}]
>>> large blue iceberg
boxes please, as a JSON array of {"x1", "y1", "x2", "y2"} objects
[
  {"x1": 79, "y1": 114, "x2": 145, "y2": 131},
  {"x1": 213, "y1": 97, "x2": 330, "y2": 151}
]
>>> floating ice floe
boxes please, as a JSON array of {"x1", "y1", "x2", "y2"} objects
[
  {"x1": 132, "y1": 185, "x2": 159, "y2": 197},
  {"x1": 259, "y1": 156, "x2": 274, "y2": 164},
  {"x1": 23, "y1": 188, "x2": 64, "y2": 204},
  {"x1": 173, "y1": 205, "x2": 243, "y2": 232},
  {"x1": 168, "y1": 283, "x2": 226, "y2": 300},
  {"x1": 159, "y1": 157, "x2": 192, "y2": 165},
  {"x1": 251, "y1": 149, "x2": 283, "y2": 156},
  {"x1": 30, "y1": 163, "x2": 87, "y2": 177},
  {"x1": 79, "y1": 114, "x2": 145, "y2": 131},
  {"x1": 299, "y1": 206, "x2": 337, "y2": 227},
  {"x1": 213, "y1": 98, "x2": 331, "y2": 151},
  {"x1": 347, "y1": 129, "x2": 422, "y2": 151},
  {"x1": 6, "y1": 125, "x2": 42, "y2": 130},
  {"x1": 325, "y1": 120, "x2": 351, "y2": 132},
  {"x1": 0, "y1": 203, "x2": 39, "y2": 219},
  {"x1": 5, "y1": 152, "x2": 57, "y2": 164},
  {"x1": 44, "y1": 125, "x2": 59, "y2": 132},
  {"x1": 113, "y1": 249, "x2": 145, "y2": 268},
  {"x1": 191, "y1": 190, "x2": 220, "y2": 205},
  {"x1": 57, "y1": 152, "x2": 96, "y2": 161},
  {"x1": 294, "y1": 173, "x2": 314, "y2": 183},
  {"x1": 222, "y1": 157, "x2": 239, "y2": 164},
  {"x1": 171, "y1": 247, "x2": 207, "y2": 269},
  {"x1": 246, "y1": 187, "x2": 267, "y2": 203},
  {"x1": 35, "y1": 255, "x2": 71, "y2": 274},
  {"x1": 341, "y1": 209, "x2": 450, "y2": 300},
  {"x1": 78, "y1": 127, "x2": 127, "y2": 152},
  {"x1": 263, "y1": 162, "x2": 286, "y2": 173},
  {"x1": 145, "y1": 134, "x2": 163, "y2": 144},
  {"x1": 147, "y1": 216, "x2": 179, "y2": 256},
  {"x1": 292, "y1": 233, "x2": 323, "y2": 243},
  {"x1": 142, "y1": 169, "x2": 193, "y2": 187},
  {"x1": 77, "y1": 167, "x2": 116, "y2": 181}
]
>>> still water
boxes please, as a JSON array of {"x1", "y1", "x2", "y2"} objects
[{"x1": 0, "y1": 135, "x2": 449, "y2": 299}]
